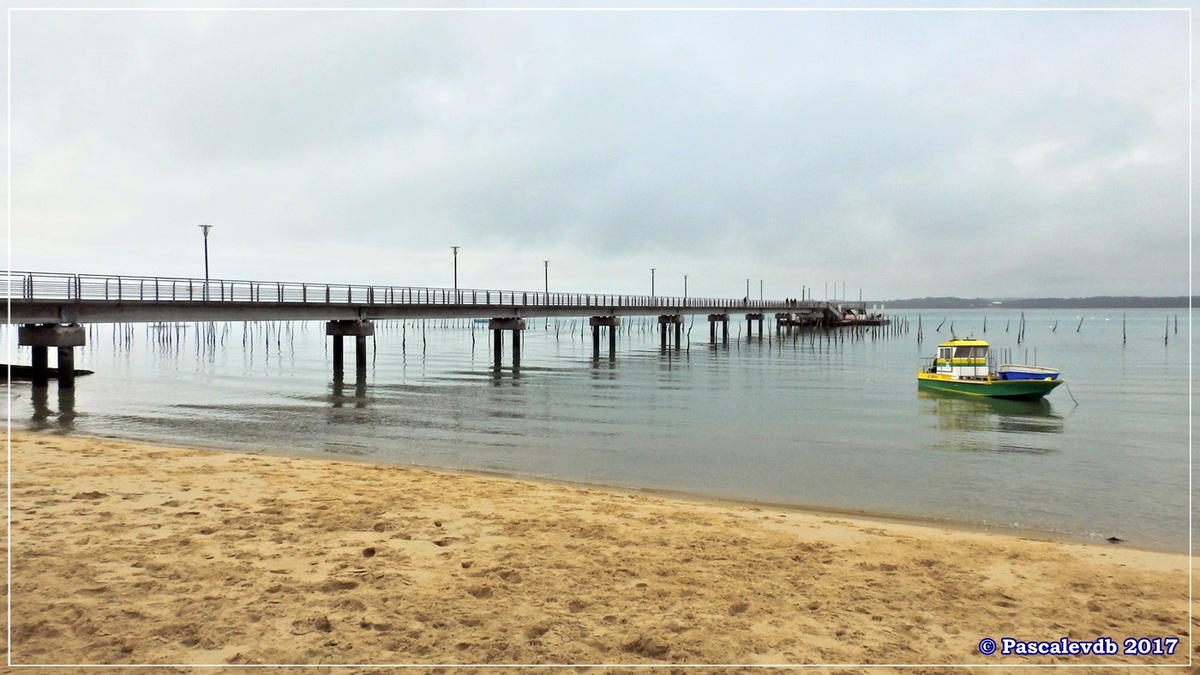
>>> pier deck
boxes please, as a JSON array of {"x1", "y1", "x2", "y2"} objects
[
  {"x1": 6, "y1": 271, "x2": 881, "y2": 382},
  {"x1": 7, "y1": 271, "x2": 864, "y2": 325}
]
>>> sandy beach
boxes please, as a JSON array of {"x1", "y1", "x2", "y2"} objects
[{"x1": 5, "y1": 431, "x2": 1193, "y2": 671}]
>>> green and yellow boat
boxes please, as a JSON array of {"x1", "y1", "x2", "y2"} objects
[{"x1": 917, "y1": 338, "x2": 1063, "y2": 401}]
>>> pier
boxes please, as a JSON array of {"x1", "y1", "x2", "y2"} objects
[{"x1": 7, "y1": 271, "x2": 879, "y2": 385}]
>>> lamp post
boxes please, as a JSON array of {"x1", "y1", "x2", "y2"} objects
[
  {"x1": 544, "y1": 260, "x2": 549, "y2": 294},
  {"x1": 651, "y1": 268, "x2": 656, "y2": 298},
  {"x1": 451, "y1": 246, "x2": 459, "y2": 296},
  {"x1": 760, "y1": 280, "x2": 763, "y2": 302},
  {"x1": 198, "y1": 224, "x2": 212, "y2": 300},
  {"x1": 684, "y1": 274, "x2": 688, "y2": 306}
]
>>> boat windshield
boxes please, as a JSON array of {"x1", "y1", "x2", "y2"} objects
[{"x1": 952, "y1": 346, "x2": 987, "y2": 359}]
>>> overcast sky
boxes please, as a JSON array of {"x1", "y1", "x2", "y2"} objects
[{"x1": 7, "y1": 4, "x2": 1191, "y2": 300}]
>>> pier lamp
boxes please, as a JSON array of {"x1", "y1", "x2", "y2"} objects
[
  {"x1": 684, "y1": 274, "x2": 688, "y2": 306},
  {"x1": 451, "y1": 246, "x2": 459, "y2": 294},
  {"x1": 544, "y1": 260, "x2": 549, "y2": 294},
  {"x1": 760, "y1": 280, "x2": 763, "y2": 302},
  {"x1": 198, "y1": 224, "x2": 212, "y2": 300},
  {"x1": 651, "y1": 268, "x2": 656, "y2": 298}
]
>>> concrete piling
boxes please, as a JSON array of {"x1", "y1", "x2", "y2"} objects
[
  {"x1": 488, "y1": 318, "x2": 526, "y2": 370},
  {"x1": 326, "y1": 320, "x2": 375, "y2": 377},
  {"x1": 19, "y1": 323, "x2": 86, "y2": 389},
  {"x1": 707, "y1": 314, "x2": 730, "y2": 345},
  {"x1": 658, "y1": 315, "x2": 683, "y2": 350},
  {"x1": 31, "y1": 346, "x2": 48, "y2": 387},
  {"x1": 746, "y1": 313, "x2": 764, "y2": 342},
  {"x1": 589, "y1": 316, "x2": 619, "y2": 359}
]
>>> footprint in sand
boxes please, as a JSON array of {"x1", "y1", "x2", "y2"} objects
[{"x1": 318, "y1": 579, "x2": 359, "y2": 592}]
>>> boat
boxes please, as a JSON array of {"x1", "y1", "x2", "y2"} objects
[
  {"x1": 996, "y1": 364, "x2": 1061, "y2": 381},
  {"x1": 917, "y1": 338, "x2": 1063, "y2": 401}
]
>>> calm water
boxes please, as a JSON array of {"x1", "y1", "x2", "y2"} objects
[{"x1": 4, "y1": 309, "x2": 1191, "y2": 552}]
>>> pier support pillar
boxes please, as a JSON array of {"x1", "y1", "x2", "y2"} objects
[
  {"x1": 326, "y1": 320, "x2": 375, "y2": 377},
  {"x1": 707, "y1": 314, "x2": 729, "y2": 345},
  {"x1": 589, "y1": 316, "x2": 620, "y2": 359},
  {"x1": 19, "y1": 324, "x2": 86, "y2": 389},
  {"x1": 57, "y1": 347, "x2": 75, "y2": 389},
  {"x1": 775, "y1": 313, "x2": 792, "y2": 336},
  {"x1": 746, "y1": 313, "x2": 764, "y2": 342},
  {"x1": 356, "y1": 334, "x2": 368, "y2": 372},
  {"x1": 31, "y1": 346, "x2": 48, "y2": 387},
  {"x1": 488, "y1": 318, "x2": 526, "y2": 369},
  {"x1": 658, "y1": 315, "x2": 684, "y2": 351}
]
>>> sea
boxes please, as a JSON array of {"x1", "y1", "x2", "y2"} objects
[{"x1": 3, "y1": 308, "x2": 1192, "y2": 552}]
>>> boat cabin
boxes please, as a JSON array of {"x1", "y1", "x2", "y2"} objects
[{"x1": 933, "y1": 339, "x2": 989, "y2": 379}]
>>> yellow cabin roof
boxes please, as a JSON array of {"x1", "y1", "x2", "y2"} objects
[{"x1": 937, "y1": 338, "x2": 989, "y2": 348}]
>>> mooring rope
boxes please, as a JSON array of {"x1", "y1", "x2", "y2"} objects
[{"x1": 1063, "y1": 380, "x2": 1080, "y2": 406}]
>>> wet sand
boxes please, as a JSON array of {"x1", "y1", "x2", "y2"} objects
[{"x1": 6, "y1": 431, "x2": 1194, "y2": 671}]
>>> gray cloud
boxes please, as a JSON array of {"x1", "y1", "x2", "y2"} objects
[{"x1": 9, "y1": 7, "x2": 1189, "y2": 298}]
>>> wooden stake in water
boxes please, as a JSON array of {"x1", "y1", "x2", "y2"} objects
[
  {"x1": 1076, "y1": 316, "x2": 1084, "y2": 332},
  {"x1": 1122, "y1": 313, "x2": 1126, "y2": 345}
]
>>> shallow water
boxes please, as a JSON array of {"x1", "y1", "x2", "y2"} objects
[{"x1": 4, "y1": 308, "x2": 1191, "y2": 551}]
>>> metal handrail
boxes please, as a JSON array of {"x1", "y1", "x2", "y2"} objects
[{"x1": 2, "y1": 270, "x2": 838, "y2": 311}]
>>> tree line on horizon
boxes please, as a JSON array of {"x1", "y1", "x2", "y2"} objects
[{"x1": 876, "y1": 296, "x2": 1195, "y2": 310}]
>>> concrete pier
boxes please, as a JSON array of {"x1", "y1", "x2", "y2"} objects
[
  {"x1": 775, "y1": 313, "x2": 791, "y2": 336},
  {"x1": 707, "y1": 314, "x2": 730, "y2": 345},
  {"x1": 589, "y1": 316, "x2": 620, "y2": 359},
  {"x1": 488, "y1": 318, "x2": 526, "y2": 369},
  {"x1": 658, "y1": 314, "x2": 684, "y2": 350},
  {"x1": 746, "y1": 313, "x2": 765, "y2": 341},
  {"x1": 18, "y1": 323, "x2": 85, "y2": 389},
  {"x1": 326, "y1": 320, "x2": 375, "y2": 376}
]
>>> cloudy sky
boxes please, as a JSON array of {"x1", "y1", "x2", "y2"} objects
[{"x1": 7, "y1": 3, "x2": 1190, "y2": 301}]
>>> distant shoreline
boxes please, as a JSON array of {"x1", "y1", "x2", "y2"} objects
[{"x1": 876, "y1": 296, "x2": 1194, "y2": 310}]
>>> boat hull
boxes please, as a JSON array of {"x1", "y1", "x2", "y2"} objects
[{"x1": 917, "y1": 372, "x2": 1062, "y2": 401}]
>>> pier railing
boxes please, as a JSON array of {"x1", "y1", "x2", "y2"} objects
[{"x1": 4, "y1": 271, "x2": 806, "y2": 311}]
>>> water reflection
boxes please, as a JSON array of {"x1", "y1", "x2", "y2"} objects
[
  {"x1": 488, "y1": 366, "x2": 523, "y2": 387},
  {"x1": 330, "y1": 374, "x2": 368, "y2": 408},
  {"x1": 919, "y1": 390, "x2": 1064, "y2": 455},
  {"x1": 31, "y1": 386, "x2": 51, "y2": 424},
  {"x1": 28, "y1": 385, "x2": 76, "y2": 431},
  {"x1": 57, "y1": 388, "x2": 76, "y2": 429}
]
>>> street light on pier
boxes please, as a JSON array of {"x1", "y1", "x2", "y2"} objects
[
  {"x1": 544, "y1": 260, "x2": 549, "y2": 294},
  {"x1": 451, "y1": 246, "x2": 459, "y2": 295},
  {"x1": 684, "y1": 274, "x2": 688, "y2": 306},
  {"x1": 760, "y1": 280, "x2": 763, "y2": 302},
  {"x1": 651, "y1": 268, "x2": 656, "y2": 298},
  {"x1": 198, "y1": 224, "x2": 212, "y2": 300}
]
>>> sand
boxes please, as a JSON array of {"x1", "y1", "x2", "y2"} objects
[{"x1": 5, "y1": 431, "x2": 1194, "y2": 672}]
